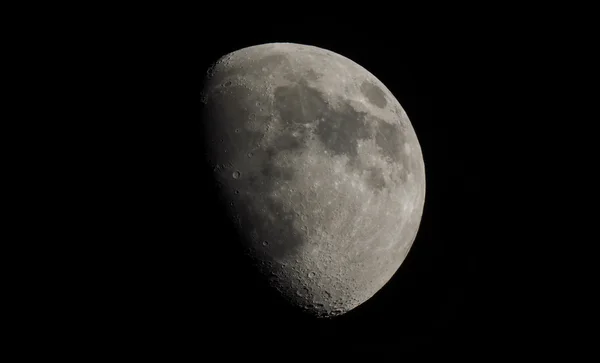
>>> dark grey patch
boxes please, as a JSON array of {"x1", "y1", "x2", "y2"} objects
[
  {"x1": 366, "y1": 167, "x2": 386, "y2": 191},
  {"x1": 274, "y1": 84, "x2": 315, "y2": 124},
  {"x1": 265, "y1": 147, "x2": 276, "y2": 159},
  {"x1": 315, "y1": 102, "x2": 371, "y2": 161},
  {"x1": 271, "y1": 133, "x2": 303, "y2": 152},
  {"x1": 246, "y1": 173, "x2": 259, "y2": 189},
  {"x1": 274, "y1": 81, "x2": 371, "y2": 167},
  {"x1": 373, "y1": 117, "x2": 403, "y2": 163},
  {"x1": 360, "y1": 81, "x2": 387, "y2": 108},
  {"x1": 261, "y1": 162, "x2": 295, "y2": 181}
]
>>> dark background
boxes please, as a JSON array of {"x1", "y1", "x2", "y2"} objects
[
  {"x1": 16, "y1": 6, "x2": 592, "y2": 356},
  {"x1": 80, "y1": 20, "x2": 540, "y2": 355}
]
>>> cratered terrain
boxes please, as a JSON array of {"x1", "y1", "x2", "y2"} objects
[{"x1": 200, "y1": 43, "x2": 426, "y2": 318}]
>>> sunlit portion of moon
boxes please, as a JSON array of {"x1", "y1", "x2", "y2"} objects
[{"x1": 200, "y1": 43, "x2": 426, "y2": 317}]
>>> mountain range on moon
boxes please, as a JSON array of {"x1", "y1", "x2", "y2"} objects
[{"x1": 200, "y1": 43, "x2": 426, "y2": 318}]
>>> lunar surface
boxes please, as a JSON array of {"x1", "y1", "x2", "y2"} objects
[{"x1": 200, "y1": 43, "x2": 426, "y2": 318}]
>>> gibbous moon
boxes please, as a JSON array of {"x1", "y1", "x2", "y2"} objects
[{"x1": 200, "y1": 43, "x2": 426, "y2": 318}]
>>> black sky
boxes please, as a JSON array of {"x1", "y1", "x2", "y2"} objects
[{"x1": 86, "y1": 19, "x2": 543, "y2": 355}]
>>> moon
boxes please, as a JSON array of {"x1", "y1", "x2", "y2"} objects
[{"x1": 200, "y1": 43, "x2": 425, "y2": 318}]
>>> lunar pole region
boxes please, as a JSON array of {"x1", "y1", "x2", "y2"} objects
[{"x1": 200, "y1": 43, "x2": 426, "y2": 318}]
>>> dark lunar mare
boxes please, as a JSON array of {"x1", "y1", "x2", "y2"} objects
[
  {"x1": 273, "y1": 79, "x2": 405, "y2": 168},
  {"x1": 360, "y1": 80, "x2": 388, "y2": 108}
]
